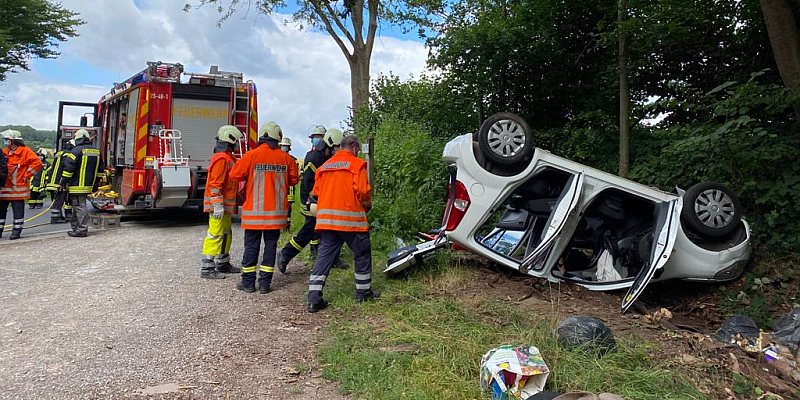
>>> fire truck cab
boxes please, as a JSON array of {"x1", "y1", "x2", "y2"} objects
[{"x1": 56, "y1": 61, "x2": 258, "y2": 212}]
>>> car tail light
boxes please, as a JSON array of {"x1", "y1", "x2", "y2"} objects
[{"x1": 445, "y1": 180, "x2": 470, "y2": 231}]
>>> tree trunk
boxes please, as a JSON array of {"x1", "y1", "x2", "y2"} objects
[
  {"x1": 350, "y1": 47, "x2": 371, "y2": 114},
  {"x1": 760, "y1": 0, "x2": 800, "y2": 89},
  {"x1": 618, "y1": 0, "x2": 630, "y2": 178}
]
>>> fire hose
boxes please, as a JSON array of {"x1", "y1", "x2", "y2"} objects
[{"x1": 2, "y1": 203, "x2": 53, "y2": 230}]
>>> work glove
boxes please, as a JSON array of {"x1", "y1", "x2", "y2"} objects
[{"x1": 212, "y1": 203, "x2": 224, "y2": 219}]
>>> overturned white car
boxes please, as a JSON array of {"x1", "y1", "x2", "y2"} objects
[{"x1": 386, "y1": 113, "x2": 752, "y2": 312}]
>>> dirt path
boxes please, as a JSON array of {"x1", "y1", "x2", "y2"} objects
[{"x1": 0, "y1": 219, "x2": 348, "y2": 400}]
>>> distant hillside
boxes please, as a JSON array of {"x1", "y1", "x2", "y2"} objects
[{"x1": 0, "y1": 125, "x2": 56, "y2": 152}]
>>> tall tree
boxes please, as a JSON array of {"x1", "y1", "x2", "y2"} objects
[
  {"x1": 618, "y1": 0, "x2": 629, "y2": 177},
  {"x1": 189, "y1": 0, "x2": 440, "y2": 113},
  {"x1": 0, "y1": 0, "x2": 83, "y2": 82}
]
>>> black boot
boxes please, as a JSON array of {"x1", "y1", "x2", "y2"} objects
[
  {"x1": 200, "y1": 262, "x2": 226, "y2": 279},
  {"x1": 237, "y1": 273, "x2": 256, "y2": 292},
  {"x1": 9, "y1": 229, "x2": 21, "y2": 240},
  {"x1": 277, "y1": 251, "x2": 289, "y2": 274},
  {"x1": 307, "y1": 299, "x2": 328, "y2": 313},
  {"x1": 356, "y1": 289, "x2": 381, "y2": 302},
  {"x1": 216, "y1": 262, "x2": 241, "y2": 273}
]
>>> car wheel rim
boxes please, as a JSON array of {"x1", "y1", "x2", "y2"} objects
[
  {"x1": 694, "y1": 189, "x2": 735, "y2": 229},
  {"x1": 487, "y1": 119, "x2": 525, "y2": 158}
]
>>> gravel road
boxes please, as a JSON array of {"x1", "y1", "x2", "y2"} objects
[{"x1": 0, "y1": 218, "x2": 348, "y2": 400}]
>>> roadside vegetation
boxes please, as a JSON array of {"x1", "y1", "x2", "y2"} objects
[{"x1": 318, "y1": 254, "x2": 708, "y2": 400}]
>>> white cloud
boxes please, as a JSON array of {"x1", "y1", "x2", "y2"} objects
[{"x1": 0, "y1": 0, "x2": 428, "y2": 156}]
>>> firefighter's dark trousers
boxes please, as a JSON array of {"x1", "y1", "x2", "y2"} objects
[
  {"x1": 0, "y1": 200, "x2": 25, "y2": 237},
  {"x1": 50, "y1": 190, "x2": 69, "y2": 219},
  {"x1": 242, "y1": 229, "x2": 280, "y2": 288},
  {"x1": 308, "y1": 230, "x2": 372, "y2": 305},
  {"x1": 279, "y1": 214, "x2": 338, "y2": 265},
  {"x1": 69, "y1": 194, "x2": 89, "y2": 235}
]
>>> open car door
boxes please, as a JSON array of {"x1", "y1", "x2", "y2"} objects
[
  {"x1": 519, "y1": 172, "x2": 584, "y2": 274},
  {"x1": 620, "y1": 191, "x2": 683, "y2": 313}
]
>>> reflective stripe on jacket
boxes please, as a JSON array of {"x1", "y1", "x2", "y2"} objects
[
  {"x1": 203, "y1": 151, "x2": 238, "y2": 214},
  {"x1": 312, "y1": 150, "x2": 371, "y2": 232},
  {"x1": 0, "y1": 146, "x2": 43, "y2": 201},
  {"x1": 45, "y1": 151, "x2": 65, "y2": 190},
  {"x1": 62, "y1": 139, "x2": 101, "y2": 195},
  {"x1": 229, "y1": 143, "x2": 299, "y2": 230}
]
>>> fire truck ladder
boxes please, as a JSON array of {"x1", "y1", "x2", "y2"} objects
[
  {"x1": 157, "y1": 129, "x2": 189, "y2": 166},
  {"x1": 232, "y1": 81, "x2": 254, "y2": 157}
]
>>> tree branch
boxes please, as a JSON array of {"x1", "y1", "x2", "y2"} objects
[
  {"x1": 322, "y1": 1, "x2": 357, "y2": 46},
  {"x1": 365, "y1": 0, "x2": 378, "y2": 56},
  {"x1": 310, "y1": 0, "x2": 354, "y2": 61},
  {"x1": 352, "y1": 0, "x2": 365, "y2": 45}
]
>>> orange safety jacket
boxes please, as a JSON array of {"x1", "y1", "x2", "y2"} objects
[
  {"x1": 203, "y1": 151, "x2": 238, "y2": 214},
  {"x1": 0, "y1": 146, "x2": 43, "y2": 201},
  {"x1": 313, "y1": 150, "x2": 372, "y2": 232},
  {"x1": 230, "y1": 143, "x2": 299, "y2": 230}
]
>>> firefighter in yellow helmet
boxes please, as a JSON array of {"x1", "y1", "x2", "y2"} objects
[
  {"x1": 61, "y1": 129, "x2": 101, "y2": 237},
  {"x1": 229, "y1": 121, "x2": 299, "y2": 293},
  {"x1": 201, "y1": 125, "x2": 244, "y2": 279}
]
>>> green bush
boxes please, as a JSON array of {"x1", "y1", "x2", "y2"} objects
[
  {"x1": 356, "y1": 114, "x2": 449, "y2": 252},
  {"x1": 629, "y1": 76, "x2": 800, "y2": 252}
]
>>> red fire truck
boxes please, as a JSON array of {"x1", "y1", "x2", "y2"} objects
[{"x1": 55, "y1": 61, "x2": 258, "y2": 212}]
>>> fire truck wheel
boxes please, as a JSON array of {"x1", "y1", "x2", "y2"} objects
[{"x1": 151, "y1": 170, "x2": 162, "y2": 202}]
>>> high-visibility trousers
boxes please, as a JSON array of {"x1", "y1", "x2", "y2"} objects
[{"x1": 202, "y1": 214, "x2": 233, "y2": 267}]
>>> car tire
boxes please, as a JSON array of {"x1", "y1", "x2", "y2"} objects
[
  {"x1": 681, "y1": 181, "x2": 741, "y2": 239},
  {"x1": 477, "y1": 112, "x2": 533, "y2": 166}
]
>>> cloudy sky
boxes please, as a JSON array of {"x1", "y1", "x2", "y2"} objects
[{"x1": 0, "y1": 0, "x2": 429, "y2": 156}]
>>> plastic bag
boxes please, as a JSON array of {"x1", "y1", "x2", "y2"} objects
[
  {"x1": 773, "y1": 307, "x2": 800, "y2": 352},
  {"x1": 714, "y1": 315, "x2": 759, "y2": 344},
  {"x1": 553, "y1": 316, "x2": 616, "y2": 356},
  {"x1": 595, "y1": 250, "x2": 622, "y2": 282},
  {"x1": 480, "y1": 345, "x2": 550, "y2": 400}
]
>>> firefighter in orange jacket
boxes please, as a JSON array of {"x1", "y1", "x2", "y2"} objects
[
  {"x1": 201, "y1": 125, "x2": 244, "y2": 279},
  {"x1": 230, "y1": 121, "x2": 299, "y2": 294},
  {"x1": 1, "y1": 130, "x2": 43, "y2": 240},
  {"x1": 307, "y1": 134, "x2": 378, "y2": 313}
]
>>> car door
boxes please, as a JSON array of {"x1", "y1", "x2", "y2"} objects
[
  {"x1": 519, "y1": 172, "x2": 584, "y2": 274},
  {"x1": 620, "y1": 192, "x2": 683, "y2": 313}
]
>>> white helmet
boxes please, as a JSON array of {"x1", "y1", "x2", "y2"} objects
[
  {"x1": 258, "y1": 121, "x2": 283, "y2": 141},
  {"x1": 309, "y1": 125, "x2": 326, "y2": 138},
  {"x1": 323, "y1": 128, "x2": 344, "y2": 147},
  {"x1": 279, "y1": 137, "x2": 292, "y2": 146},
  {"x1": 74, "y1": 129, "x2": 91, "y2": 141},
  {"x1": 217, "y1": 125, "x2": 243, "y2": 144},
  {"x1": 2, "y1": 130, "x2": 21, "y2": 140}
]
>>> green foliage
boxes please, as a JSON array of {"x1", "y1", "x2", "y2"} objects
[
  {"x1": 629, "y1": 77, "x2": 800, "y2": 253},
  {"x1": 355, "y1": 112, "x2": 448, "y2": 251},
  {"x1": 0, "y1": 0, "x2": 83, "y2": 81},
  {"x1": 0, "y1": 125, "x2": 56, "y2": 152},
  {"x1": 318, "y1": 255, "x2": 707, "y2": 399}
]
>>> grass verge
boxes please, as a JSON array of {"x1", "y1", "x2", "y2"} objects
[{"x1": 316, "y1": 251, "x2": 708, "y2": 400}]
